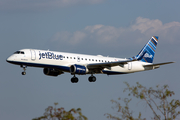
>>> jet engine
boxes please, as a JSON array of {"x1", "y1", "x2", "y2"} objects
[
  {"x1": 43, "y1": 68, "x2": 63, "y2": 76},
  {"x1": 70, "y1": 64, "x2": 89, "y2": 75}
]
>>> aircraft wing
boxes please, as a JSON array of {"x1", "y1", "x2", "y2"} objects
[
  {"x1": 87, "y1": 59, "x2": 135, "y2": 69},
  {"x1": 143, "y1": 62, "x2": 174, "y2": 67}
]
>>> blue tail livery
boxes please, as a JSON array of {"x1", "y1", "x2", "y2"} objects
[{"x1": 131, "y1": 36, "x2": 158, "y2": 63}]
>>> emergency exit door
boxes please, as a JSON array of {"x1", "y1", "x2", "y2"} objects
[{"x1": 128, "y1": 62, "x2": 132, "y2": 70}]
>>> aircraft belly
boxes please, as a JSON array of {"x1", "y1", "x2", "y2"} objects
[{"x1": 8, "y1": 58, "x2": 70, "y2": 72}]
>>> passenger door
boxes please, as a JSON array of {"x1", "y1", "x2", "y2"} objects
[{"x1": 30, "y1": 50, "x2": 36, "y2": 60}]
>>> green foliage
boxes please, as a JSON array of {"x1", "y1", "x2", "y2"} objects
[
  {"x1": 105, "y1": 98, "x2": 145, "y2": 120},
  {"x1": 106, "y1": 82, "x2": 180, "y2": 120},
  {"x1": 32, "y1": 103, "x2": 87, "y2": 120}
]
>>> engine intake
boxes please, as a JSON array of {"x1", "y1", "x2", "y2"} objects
[
  {"x1": 70, "y1": 64, "x2": 88, "y2": 75},
  {"x1": 43, "y1": 68, "x2": 63, "y2": 76}
]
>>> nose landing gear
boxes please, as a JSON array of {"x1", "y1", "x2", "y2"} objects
[
  {"x1": 22, "y1": 71, "x2": 26, "y2": 75},
  {"x1": 21, "y1": 65, "x2": 27, "y2": 75}
]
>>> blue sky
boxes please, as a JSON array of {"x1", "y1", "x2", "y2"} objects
[{"x1": 1, "y1": 0, "x2": 180, "y2": 120}]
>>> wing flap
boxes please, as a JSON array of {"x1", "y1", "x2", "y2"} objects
[{"x1": 87, "y1": 59, "x2": 135, "y2": 69}]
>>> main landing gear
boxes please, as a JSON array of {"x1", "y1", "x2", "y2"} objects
[
  {"x1": 71, "y1": 75, "x2": 79, "y2": 83},
  {"x1": 21, "y1": 65, "x2": 27, "y2": 75},
  {"x1": 71, "y1": 74, "x2": 96, "y2": 83},
  {"x1": 88, "y1": 75, "x2": 96, "y2": 82}
]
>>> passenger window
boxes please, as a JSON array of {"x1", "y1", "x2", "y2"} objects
[
  {"x1": 82, "y1": 58, "x2": 83, "y2": 60},
  {"x1": 89, "y1": 59, "x2": 91, "y2": 61}
]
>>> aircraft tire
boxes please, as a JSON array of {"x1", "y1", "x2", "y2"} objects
[
  {"x1": 22, "y1": 72, "x2": 26, "y2": 75},
  {"x1": 89, "y1": 76, "x2": 96, "y2": 82},
  {"x1": 92, "y1": 76, "x2": 96, "y2": 82},
  {"x1": 71, "y1": 77, "x2": 79, "y2": 83}
]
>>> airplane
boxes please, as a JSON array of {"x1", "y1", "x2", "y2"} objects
[{"x1": 6, "y1": 36, "x2": 174, "y2": 83}]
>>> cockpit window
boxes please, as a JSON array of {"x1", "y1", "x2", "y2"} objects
[
  {"x1": 14, "y1": 51, "x2": 25, "y2": 54},
  {"x1": 21, "y1": 51, "x2": 25, "y2": 54},
  {"x1": 14, "y1": 51, "x2": 20, "y2": 54}
]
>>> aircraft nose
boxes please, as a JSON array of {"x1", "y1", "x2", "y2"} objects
[
  {"x1": 6, "y1": 57, "x2": 11, "y2": 63},
  {"x1": 6, "y1": 55, "x2": 14, "y2": 63}
]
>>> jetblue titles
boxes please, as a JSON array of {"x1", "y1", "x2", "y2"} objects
[{"x1": 39, "y1": 51, "x2": 63, "y2": 60}]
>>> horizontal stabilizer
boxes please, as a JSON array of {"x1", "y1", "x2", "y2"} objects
[{"x1": 143, "y1": 62, "x2": 175, "y2": 67}]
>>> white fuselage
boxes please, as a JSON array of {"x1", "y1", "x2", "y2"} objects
[{"x1": 7, "y1": 49, "x2": 151, "y2": 75}]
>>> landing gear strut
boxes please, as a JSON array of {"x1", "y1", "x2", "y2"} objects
[
  {"x1": 71, "y1": 75, "x2": 79, "y2": 83},
  {"x1": 88, "y1": 75, "x2": 96, "y2": 82},
  {"x1": 21, "y1": 65, "x2": 27, "y2": 75}
]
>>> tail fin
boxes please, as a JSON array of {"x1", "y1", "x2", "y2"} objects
[{"x1": 131, "y1": 36, "x2": 158, "y2": 63}]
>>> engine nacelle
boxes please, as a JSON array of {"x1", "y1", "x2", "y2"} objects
[
  {"x1": 70, "y1": 64, "x2": 88, "y2": 75},
  {"x1": 43, "y1": 68, "x2": 62, "y2": 76}
]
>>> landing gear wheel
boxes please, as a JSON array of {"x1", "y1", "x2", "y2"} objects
[
  {"x1": 71, "y1": 77, "x2": 79, "y2": 83},
  {"x1": 88, "y1": 76, "x2": 96, "y2": 82},
  {"x1": 22, "y1": 72, "x2": 26, "y2": 75},
  {"x1": 21, "y1": 65, "x2": 27, "y2": 75}
]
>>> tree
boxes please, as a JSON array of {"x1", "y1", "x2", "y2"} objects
[
  {"x1": 106, "y1": 97, "x2": 144, "y2": 120},
  {"x1": 106, "y1": 82, "x2": 180, "y2": 120},
  {"x1": 32, "y1": 103, "x2": 87, "y2": 120}
]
